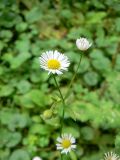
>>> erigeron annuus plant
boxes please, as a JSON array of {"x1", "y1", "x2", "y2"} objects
[{"x1": 39, "y1": 37, "x2": 91, "y2": 159}]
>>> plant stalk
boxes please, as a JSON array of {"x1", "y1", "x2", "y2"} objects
[
  {"x1": 64, "y1": 53, "x2": 83, "y2": 100},
  {"x1": 53, "y1": 74, "x2": 65, "y2": 135}
]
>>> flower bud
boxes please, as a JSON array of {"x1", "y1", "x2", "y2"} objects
[
  {"x1": 76, "y1": 37, "x2": 92, "y2": 51},
  {"x1": 43, "y1": 109, "x2": 53, "y2": 119},
  {"x1": 32, "y1": 156, "x2": 42, "y2": 160}
]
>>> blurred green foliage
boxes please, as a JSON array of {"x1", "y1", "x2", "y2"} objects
[{"x1": 0, "y1": 0, "x2": 120, "y2": 160}]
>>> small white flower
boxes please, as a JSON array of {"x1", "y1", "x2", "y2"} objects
[
  {"x1": 56, "y1": 133, "x2": 76, "y2": 154},
  {"x1": 104, "y1": 152, "x2": 120, "y2": 160},
  {"x1": 39, "y1": 50, "x2": 70, "y2": 75},
  {"x1": 76, "y1": 37, "x2": 92, "y2": 51},
  {"x1": 32, "y1": 156, "x2": 42, "y2": 160}
]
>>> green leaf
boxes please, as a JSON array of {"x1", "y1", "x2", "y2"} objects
[
  {"x1": 38, "y1": 136, "x2": 49, "y2": 147},
  {"x1": 8, "y1": 113, "x2": 29, "y2": 130},
  {"x1": 90, "y1": 49, "x2": 104, "y2": 59},
  {"x1": 14, "y1": 95, "x2": 34, "y2": 109},
  {"x1": 29, "y1": 124, "x2": 51, "y2": 135},
  {"x1": 6, "y1": 132, "x2": 22, "y2": 148},
  {"x1": 28, "y1": 89, "x2": 51, "y2": 107},
  {"x1": 25, "y1": 7, "x2": 42, "y2": 23},
  {"x1": 67, "y1": 28, "x2": 92, "y2": 40},
  {"x1": 16, "y1": 80, "x2": 31, "y2": 94},
  {"x1": 83, "y1": 71, "x2": 99, "y2": 86},
  {"x1": 81, "y1": 127, "x2": 94, "y2": 140},
  {"x1": 69, "y1": 151, "x2": 77, "y2": 160},
  {"x1": 63, "y1": 127, "x2": 80, "y2": 138},
  {"x1": 115, "y1": 18, "x2": 120, "y2": 32},
  {"x1": 0, "y1": 85, "x2": 14, "y2": 97},
  {"x1": 0, "y1": 129, "x2": 10, "y2": 148},
  {"x1": 0, "y1": 110, "x2": 29, "y2": 130},
  {"x1": 115, "y1": 55, "x2": 120, "y2": 71},
  {"x1": 10, "y1": 52, "x2": 31, "y2": 69},
  {"x1": 30, "y1": 72, "x2": 48, "y2": 83},
  {"x1": 0, "y1": 149, "x2": 10, "y2": 160},
  {"x1": 0, "y1": 30, "x2": 13, "y2": 40},
  {"x1": 115, "y1": 134, "x2": 120, "y2": 150},
  {"x1": 9, "y1": 149, "x2": 30, "y2": 160},
  {"x1": 92, "y1": 57, "x2": 111, "y2": 72},
  {"x1": 60, "y1": 9, "x2": 73, "y2": 19},
  {"x1": 76, "y1": 57, "x2": 90, "y2": 73},
  {"x1": 0, "y1": 129, "x2": 21, "y2": 148},
  {"x1": 86, "y1": 11, "x2": 106, "y2": 24},
  {"x1": 15, "y1": 22, "x2": 28, "y2": 32},
  {"x1": 15, "y1": 39, "x2": 30, "y2": 53}
]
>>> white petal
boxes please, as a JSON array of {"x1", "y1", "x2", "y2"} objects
[
  {"x1": 57, "y1": 137, "x2": 62, "y2": 143},
  {"x1": 56, "y1": 70, "x2": 63, "y2": 75},
  {"x1": 51, "y1": 70, "x2": 56, "y2": 74},
  {"x1": 76, "y1": 37, "x2": 92, "y2": 50},
  {"x1": 54, "y1": 50, "x2": 61, "y2": 59},
  {"x1": 57, "y1": 146, "x2": 63, "y2": 150},
  {"x1": 71, "y1": 144, "x2": 76, "y2": 149},
  {"x1": 71, "y1": 137, "x2": 76, "y2": 143},
  {"x1": 56, "y1": 144, "x2": 61, "y2": 147},
  {"x1": 61, "y1": 148, "x2": 69, "y2": 154}
]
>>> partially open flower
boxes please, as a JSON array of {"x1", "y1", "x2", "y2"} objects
[
  {"x1": 39, "y1": 50, "x2": 70, "y2": 75},
  {"x1": 32, "y1": 156, "x2": 42, "y2": 160},
  {"x1": 56, "y1": 133, "x2": 76, "y2": 154},
  {"x1": 76, "y1": 37, "x2": 92, "y2": 51},
  {"x1": 104, "y1": 152, "x2": 120, "y2": 160}
]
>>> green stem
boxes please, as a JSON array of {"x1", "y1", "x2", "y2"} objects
[
  {"x1": 53, "y1": 74, "x2": 65, "y2": 135},
  {"x1": 53, "y1": 75, "x2": 65, "y2": 160},
  {"x1": 64, "y1": 53, "x2": 83, "y2": 100}
]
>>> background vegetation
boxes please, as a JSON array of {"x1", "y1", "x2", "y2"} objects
[{"x1": 0, "y1": 0, "x2": 120, "y2": 159}]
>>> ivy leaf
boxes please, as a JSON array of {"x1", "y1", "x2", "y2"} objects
[
  {"x1": 81, "y1": 126, "x2": 94, "y2": 141},
  {"x1": 29, "y1": 124, "x2": 51, "y2": 135},
  {"x1": 25, "y1": 7, "x2": 42, "y2": 23},
  {"x1": 83, "y1": 71, "x2": 99, "y2": 86},
  {"x1": 28, "y1": 89, "x2": 51, "y2": 107},
  {"x1": 16, "y1": 80, "x2": 31, "y2": 94},
  {"x1": 38, "y1": 136, "x2": 49, "y2": 147},
  {"x1": 10, "y1": 52, "x2": 31, "y2": 69},
  {"x1": 6, "y1": 132, "x2": 22, "y2": 148},
  {"x1": 0, "y1": 85, "x2": 14, "y2": 97},
  {"x1": 9, "y1": 149, "x2": 30, "y2": 160}
]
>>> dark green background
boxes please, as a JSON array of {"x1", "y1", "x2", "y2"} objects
[{"x1": 0, "y1": 0, "x2": 120, "y2": 160}]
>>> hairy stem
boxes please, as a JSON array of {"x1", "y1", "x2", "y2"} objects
[
  {"x1": 65, "y1": 53, "x2": 83, "y2": 100},
  {"x1": 53, "y1": 75, "x2": 66, "y2": 160},
  {"x1": 53, "y1": 74, "x2": 65, "y2": 135}
]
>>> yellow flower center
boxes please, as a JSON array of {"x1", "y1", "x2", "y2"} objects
[
  {"x1": 61, "y1": 139, "x2": 71, "y2": 148},
  {"x1": 47, "y1": 59, "x2": 61, "y2": 70}
]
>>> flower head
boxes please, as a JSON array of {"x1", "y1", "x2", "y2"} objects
[
  {"x1": 76, "y1": 37, "x2": 92, "y2": 51},
  {"x1": 104, "y1": 152, "x2": 120, "y2": 160},
  {"x1": 39, "y1": 50, "x2": 70, "y2": 75},
  {"x1": 56, "y1": 133, "x2": 76, "y2": 154},
  {"x1": 32, "y1": 156, "x2": 42, "y2": 160}
]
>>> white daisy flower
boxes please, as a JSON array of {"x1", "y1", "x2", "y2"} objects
[
  {"x1": 32, "y1": 156, "x2": 42, "y2": 160},
  {"x1": 56, "y1": 133, "x2": 76, "y2": 154},
  {"x1": 104, "y1": 152, "x2": 120, "y2": 160},
  {"x1": 39, "y1": 50, "x2": 70, "y2": 75},
  {"x1": 76, "y1": 37, "x2": 92, "y2": 51}
]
